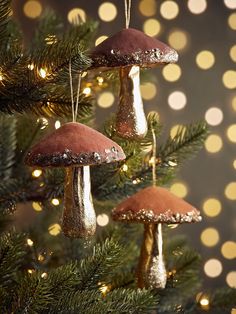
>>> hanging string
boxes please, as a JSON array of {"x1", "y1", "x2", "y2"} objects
[
  {"x1": 151, "y1": 127, "x2": 157, "y2": 186},
  {"x1": 124, "y1": 0, "x2": 132, "y2": 28},
  {"x1": 69, "y1": 60, "x2": 82, "y2": 122}
]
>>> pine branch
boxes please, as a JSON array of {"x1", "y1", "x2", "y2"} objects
[{"x1": 0, "y1": 0, "x2": 11, "y2": 41}]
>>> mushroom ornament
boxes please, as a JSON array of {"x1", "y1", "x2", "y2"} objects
[
  {"x1": 91, "y1": 28, "x2": 178, "y2": 139},
  {"x1": 25, "y1": 122, "x2": 125, "y2": 238},
  {"x1": 112, "y1": 186, "x2": 202, "y2": 289}
]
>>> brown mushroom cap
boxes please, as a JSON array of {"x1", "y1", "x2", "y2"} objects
[
  {"x1": 91, "y1": 28, "x2": 178, "y2": 69},
  {"x1": 25, "y1": 122, "x2": 126, "y2": 167},
  {"x1": 112, "y1": 186, "x2": 201, "y2": 224}
]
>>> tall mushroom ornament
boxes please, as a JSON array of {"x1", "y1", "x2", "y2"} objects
[
  {"x1": 112, "y1": 186, "x2": 202, "y2": 289},
  {"x1": 25, "y1": 122, "x2": 126, "y2": 238},
  {"x1": 91, "y1": 28, "x2": 178, "y2": 139}
]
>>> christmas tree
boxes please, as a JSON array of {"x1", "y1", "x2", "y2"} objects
[{"x1": 0, "y1": 0, "x2": 235, "y2": 313}]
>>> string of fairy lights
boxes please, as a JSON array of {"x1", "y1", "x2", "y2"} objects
[{"x1": 10, "y1": 0, "x2": 236, "y2": 306}]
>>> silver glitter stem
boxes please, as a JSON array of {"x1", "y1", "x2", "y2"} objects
[
  {"x1": 62, "y1": 166, "x2": 96, "y2": 238},
  {"x1": 116, "y1": 65, "x2": 148, "y2": 139}
]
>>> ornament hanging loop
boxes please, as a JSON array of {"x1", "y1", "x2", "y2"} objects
[
  {"x1": 124, "y1": 0, "x2": 132, "y2": 28},
  {"x1": 69, "y1": 59, "x2": 82, "y2": 122}
]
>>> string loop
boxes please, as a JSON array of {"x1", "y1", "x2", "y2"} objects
[{"x1": 124, "y1": 0, "x2": 132, "y2": 28}]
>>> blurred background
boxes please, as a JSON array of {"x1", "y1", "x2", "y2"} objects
[{"x1": 11, "y1": 0, "x2": 236, "y2": 289}]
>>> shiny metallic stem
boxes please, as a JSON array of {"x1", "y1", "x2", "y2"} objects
[
  {"x1": 137, "y1": 223, "x2": 167, "y2": 289},
  {"x1": 116, "y1": 65, "x2": 148, "y2": 139},
  {"x1": 62, "y1": 166, "x2": 96, "y2": 238}
]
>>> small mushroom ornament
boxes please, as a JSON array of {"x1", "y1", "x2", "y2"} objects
[{"x1": 25, "y1": 122, "x2": 125, "y2": 238}]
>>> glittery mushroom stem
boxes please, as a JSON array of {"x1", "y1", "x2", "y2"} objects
[
  {"x1": 116, "y1": 65, "x2": 148, "y2": 139},
  {"x1": 62, "y1": 166, "x2": 96, "y2": 238},
  {"x1": 137, "y1": 223, "x2": 167, "y2": 289}
]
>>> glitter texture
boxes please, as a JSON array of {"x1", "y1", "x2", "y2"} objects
[{"x1": 147, "y1": 255, "x2": 167, "y2": 289}]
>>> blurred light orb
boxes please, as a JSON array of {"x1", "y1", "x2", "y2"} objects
[
  {"x1": 196, "y1": 50, "x2": 215, "y2": 70},
  {"x1": 97, "y1": 214, "x2": 109, "y2": 227},
  {"x1": 223, "y1": 70, "x2": 236, "y2": 89},
  {"x1": 226, "y1": 271, "x2": 236, "y2": 288},
  {"x1": 227, "y1": 124, "x2": 236, "y2": 142},
  {"x1": 140, "y1": 82, "x2": 157, "y2": 100},
  {"x1": 143, "y1": 19, "x2": 161, "y2": 37},
  {"x1": 55, "y1": 120, "x2": 61, "y2": 129},
  {"x1": 203, "y1": 198, "x2": 222, "y2": 217},
  {"x1": 187, "y1": 0, "x2": 207, "y2": 14},
  {"x1": 224, "y1": 182, "x2": 236, "y2": 200},
  {"x1": 221, "y1": 241, "x2": 236, "y2": 259},
  {"x1": 170, "y1": 124, "x2": 186, "y2": 139},
  {"x1": 160, "y1": 1, "x2": 179, "y2": 20},
  {"x1": 32, "y1": 202, "x2": 42, "y2": 212},
  {"x1": 204, "y1": 134, "x2": 223, "y2": 153},
  {"x1": 170, "y1": 182, "x2": 188, "y2": 198},
  {"x1": 51, "y1": 198, "x2": 60, "y2": 206},
  {"x1": 139, "y1": 0, "x2": 157, "y2": 16},
  {"x1": 204, "y1": 259, "x2": 223, "y2": 278},
  {"x1": 228, "y1": 13, "x2": 236, "y2": 30},
  {"x1": 162, "y1": 64, "x2": 182, "y2": 82},
  {"x1": 48, "y1": 223, "x2": 61, "y2": 236},
  {"x1": 32, "y1": 169, "x2": 42, "y2": 178},
  {"x1": 205, "y1": 107, "x2": 223, "y2": 126},
  {"x1": 23, "y1": 0, "x2": 42, "y2": 19},
  {"x1": 98, "y1": 2, "x2": 117, "y2": 22},
  {"x1": 168, "y1": 91, "x2": 187, "y2": 110},
  {"x1": 67, "y1": 8, "x2": 86, "y2": 24},
  {"x1": 168, "y1": 30, "x2": 188, "y2": 51},
  {"x1": 95, "y1": 35, "x2": 108, "y2": 46},
  {"x1": 98, "y1": 92, "x2": 115, "y2": 108},
  {"x1": 201, "y1": 228, "x2": 220, "y2": 247},
  {"x1": 230, "y1": 45, "x2": 236, "y2": 62},
  {"x1": 224, "y1": 0, "x2": 236, "y2": 9}
]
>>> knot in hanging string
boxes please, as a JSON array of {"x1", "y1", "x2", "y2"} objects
[{"x1": 124, "y1": 0, "x2": 132, "y2": 29}]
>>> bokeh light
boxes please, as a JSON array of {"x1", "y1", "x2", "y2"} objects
[
  {"x1": 140, "y1": 82, "x2": 157, "y2": 100},
  {"x1": 97, "y1": 92, "x2": 115, "y2": 108},
  {"x1": 203, "y1": 198, "x2": 222, "y2": 217},
  {"x1": 67, "y1": 8, "x2": 86, "y2": 24},
  {"x1": 55, "y1": 120, "x2": 61, "y2": 129},
  {"x1": 187, "y1": 0, "x2": 207, "y2": 14},
  {"x1": 170, "y1": 182, "x2": 188, "y2": 198},
  {"x1": 139, "y1": 0, "x2": 157, "y2": 17},
  {"x1": 170, "y1": 124, "x2": 186, "y2": 139},
  {"x1": 224, "y1": 0, "x2": 236, "y2": 9},
  {"x1": 222, "y1": 70, "x2": 236, "y2": 89},
  {"x1": 32, "y1": 202, "x2": 42, "y2": 212},
  {"x1": 226, "y1": 271, "x2": 236, "y2": 288},
  {"x1": 204, "y1": 259, "x2": 223, "y2": 278},
  {"x1": 162, "y1": 64, "x2": 182, "y2": 82},
  {"x1": 196, "y1": 50, "x2": 215, "y2": 70},
  {"x1": 95, "y1": 35, "x2": 108, "y2": 46},
  {"x1": 97, "y1": 214, "x2": 109, "y2": 227},
  {"x1": 228, "y1": 13, "x2": 236, "y2": 30},
  {"x1": 51, "y1": 198, "x2": 60, "y2": 206},
  {"x1": 168, "y1": 91, "x2": 187, "y2": 110},
  {"x1": 230, "y1": 45, "x2": 236, "y2": 62},
  {"x1": 168, "y1": 30, "x2": 188, "y2": 51},
  {"x1": 98, "y1": 2, "x2": 117, "y2": 22},
  {"x1": 224, "y1": 182, "x2": 236, "y2": 200},
  {"x1": 32, "y1": 169, "x2": 42, "y2": 178},
  {"x1": 23, "y1": 0, "x2": 42, "y2": 19},
  {"x1": 143, "y1": 19, "x2": 161, "y2": 37},
  {"x1": 221, "y1": 241, "x2": 236, "y2": 259},
  {"x1": 48, "y1": 223, "x2": 61, "y2": 236},
  {"x1": 160, "y1": 1, "x2": 179, "y2": 20},
  {"x1": 227, "y1": 124, "x2": 236, "y2": 142},
  {"x1": 201, "y1": 228, "x2": 220, "y2": 247},
  {"x1": 205, "y1": 107, "x2": 223, "y2": 126},
  {"x1": 204, "y1": 134, "x2": 223, "y2": 153}
]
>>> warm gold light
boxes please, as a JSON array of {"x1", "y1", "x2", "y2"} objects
[
  {"x1": 97, "y1": 76, "x2": 104, "y2": 85},
  {"x1": 37, "y1": 117, "x2": 48, "y2": 129},
  {"x1": 67, "y1": 8, "x2": 86, "y2": 24},
  {"x1": 139, "y1": 0, "x2": 157, "y2": 17},
  {"x1": 168, "y1": 91, "x2": 187, "y2": 110},
  {"x1": 204, "y1": 134, "x2": 223, "y2": 153},
  {"x1": 230, "y1": 45, "x2": 236, "y2": 62},
  {"x1": 224, "y1": 182, "x2": 236, "y2": 200},
  {"x1": 170, "y1": 124, "x2": 185, "y2": 139},
  {"x1": 226, "y1": 271, "x2": 236, "y2": 288},
  {"x1": 28, "y1": 64, "x2": 34, "y2": 70},
  {"x1": 228, "y1": 13, "x2": 236, "y2": 30},
  {"x1": 32, "y1": 169, "x2": 42, "y2": 178},
  {"x1": 221, "y1": 241, "x2": 236, "y2": 259},
  {"x1": 97, "y1": 214, "x2": 109, "y2": 227},
  {"x1": 41, "y1": 272, "x2": 48, "y2": 279},
  {"x1": 224, "y1": 0, "x2": 236, "y2": 9},
  {"x1": 168, "y1": 30, "x2": 188, "y2": 51},
  {"x1": 196, "y1": 50, "x2": 215, "y2": 70},
  {"x1": 122, "y1": 164, "x2": 128, "y2": 172},
  {"x1": 205, "y1": 107, "x2": 223, "y2": 126},
  {"x1": 199, "y1": 296, "x2": 210, "y2": 310},
  {"x1": 187, "y1": 0, "x2": 207, "y2": 14},
  {"x1": 170, "y1": 182, "x2": 188, "y2": 198},
  {"x1": 48, "y1": 223, "x2": 61, "y2": 236},
  {"x1": 204, "y1": 259, "x2": 223, "y2": 278},
  {"x1": 28, "y1": 269, "x2": 34, "y2": 274},
  {"x1": 51, "y1": 198, "x2": 60, "y2": 206},
  {"x1": 55, "y1": 120, "x2": 61, "y2": 129},
  {"x1": 32, "y1": 202, "x2": 42, "y2": 212},
  {"x1": 162, "y1": 64, "x2": 181, "y2": 82},
  {"x1": 143, "y1": 19, "x2": 161, "y2": 37},
  {"x1": 23, "y1": 0, "x2": 42, "y2": 19},
  {"x1": 95, "y1": 36, "x2": 108, "y2": 46},
  {"x1": 160, "y1": 1, "x2": 179, "y2": 20},
  {"x1": 203, "y1": 198, "x2": 221, "y2": 217},
  {"x1": 27, "y1": 238, "x2": 34, "y2": 246},
  {"x1": 97, "y1": 92, "x2": 115, "y2": 108},
  {"x1": 200, "y1": 228, "x2": 220, "y2": 247},
  {"x1": 98, "y1": 2, "x2": 117, "y2": 22},
  {"x1": 83, "y1": 87, "x2": 91, "y2": 96},
  {"x1": 38, "y1": 254, "x2": 44, "y2": 262},
  {"x1": 140, "y1": 82, "x2": 157, "y2": 100},
  {"x1": 39, "y1": 68, "x2": 47, "y2": 79},
  {"x1": 222, "y1": 70, "x2": 236, "y2": 89},
  {"x1": 227, "y1": 124, "x2": 236, "y2": 142}
]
